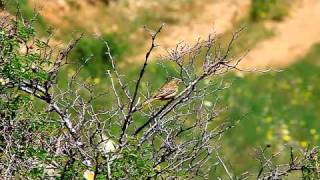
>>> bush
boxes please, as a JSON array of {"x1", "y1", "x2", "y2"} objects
[
  {"x1": 4, "y1": 0, "x2": 48, "y2": 33},
  {"x1": 250, "y1": 0, "x2": 290, "y2": 22},
  {"x1": 1, "y1": 7, "x2": 320, "y2": 180},
  {"x1": 70, "y1": 33, "x2": 129, "y2": 77}
]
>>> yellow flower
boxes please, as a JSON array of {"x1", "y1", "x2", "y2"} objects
[
  {"x1": 283, "y1": 135, "x2": 291, "y2": 142},
  {"x1": 155, "y1": 165, "x2": 161, "y2": 171},
  {"x1": 204, "y1": 101, "x2": 212, "y2": 107},
  {"x1": 300, "y1": 141, "x2": 308, "y2": 148},
  {"x1": 310, "y1": 129, "x2": 317, "y2": 135},
  {"x1": 266, "y1": 130, "x2": 273, "y2": 141},
  {"x1": 0, "y1": 78, "x2": 5, "y2": 85},
  {"x1": 281, "y1": 128, "x2": 289, "y2": 135},
  {"x1": 83, "y1": 170, "x2": 95, "y2": 180},
  {"x1": 235, "y1": 71, "x2": 244, "y2": 78},
  {"x1": 93, "y1": 78, "x2": 101, "y2": 84}
]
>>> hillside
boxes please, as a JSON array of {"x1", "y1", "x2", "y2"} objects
[{"x1": 25, "y1": 0, "x2": 320, "y2": 70}]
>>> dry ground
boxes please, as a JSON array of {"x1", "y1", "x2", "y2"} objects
[
  {"x1": 239, "y1": 0, "x2": 320, "y2": 69},
  {"x1": 28, "y1": 0, "x2": 320, "y2": 69}
]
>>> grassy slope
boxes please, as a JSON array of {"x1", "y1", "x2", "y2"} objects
[
  {"x1": 218, "y1": 44, "x2": 320, "y2": 175},
  {"x1": 7, "y1": 0, "x2": 318, "y2": 177},
  {"x1": 4, "y1": 0, "x2": 48, "y2": 34},
  {"x1": 54, "y1": 1, "x2": 319, "y2": 177}
]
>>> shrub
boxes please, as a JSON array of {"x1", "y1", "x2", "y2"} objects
[
  {"x1": 4, "y1": 0, "x2": 48, "y2": 33},
  {"x1": 70, "y1": 33, "x2": 129, "y2": 77},
  {"x1": 250, "y1": 0, "x2": 290, "y2": 22},
  {"x1": 1, "y1": 7, "x2": 319, "y2": 180}
]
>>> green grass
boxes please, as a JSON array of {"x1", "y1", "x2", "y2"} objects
[
  {"x1": 55, "y1": 35, "x2": 320, "y2": 177},
  {"x1": 4, "y1": 0, "x2": 48, "y2": 34},
  {"x1": 130, "y1": 9, "x2": 179, "y2": 31},
  {"x1": 217, "y1": 43, "x2": 320, "y2": 175},
  {"x1": 250, "y1": 0, "x2": 291, "y2": 22},
  {"x1": 69, "y1": 33, "x2": 130, "y2": 77},
  {"x1": 55, "y1": 32, "x2": 132, "y2": 116},
  {"x1": 54, "y1": 12, "x2": 318, "y2": 177},
  {"x1": 4, "y1": 0, "x2": 318, "y2": 177}
]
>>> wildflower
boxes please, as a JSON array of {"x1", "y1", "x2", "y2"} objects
[
  {"x1": 310, "y1": 128, "x2": 317, "y2": 135},
  {"x1": 235, "y1": 71, "x2": 244, "y2": 78},
  {"x1": 93, "y1": 77, "x2": 101, "y2": 84},
  {"x1": 83, "y1": 170, "x2": 95, "y2": 180},
  {"x1": 155, "y1": 165, "x2": 161, "y2": 171},
  {"x1": 266, "y1": 130, "x2": 273, "y2": 141},
  {"x1": 0, "y1": 78, "x2": 5, "y2": 85},
  {"x1": 98, "y1": 134, "x2": 117, "y2": 154},
  {"x1": 281, "y1": 128, "x2": 289, "y2": 135},
  {"x1": 300, "y1": 141, "x2": 308, "y2": 148},
  {"x1": 283, "y1": 135, "x2": 291, "y2": 142},
  {"x1": 204, "y1": 101, "x2": 212, "y2": 107},
  {"x1": 103, "y1": 139, "x2": 116, "y2": 153},
  {"x1": 0, "y1": 78, "x2": 9, "y2": 86}
]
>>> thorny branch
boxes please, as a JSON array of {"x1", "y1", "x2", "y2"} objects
[
  {"x1": 119, "y1": 24, "x2": 164, "y2": 145},
  {"x1": 1, "y1": 14, "x2": 319, "y2": 179}
]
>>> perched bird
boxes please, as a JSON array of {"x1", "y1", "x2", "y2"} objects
[{"x1": 143, "y1": 78, "x2": 182, "y2": 105}]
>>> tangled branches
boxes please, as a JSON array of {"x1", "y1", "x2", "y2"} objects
[{"x1": 1, "y1": 13, "x2": 319, "y2": 180}]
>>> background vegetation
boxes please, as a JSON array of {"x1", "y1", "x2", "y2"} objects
[{"x1": 1, "y1": 0, "x2": 319, "y2": 178}]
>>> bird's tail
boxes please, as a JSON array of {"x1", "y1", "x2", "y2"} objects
[{"x1": 142, "y1": 98, "x2": 156, "y2": 106}]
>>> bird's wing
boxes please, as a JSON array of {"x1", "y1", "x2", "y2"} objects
[{"x1": 153, "y1": 88, "x2": 176, "y2": 99}]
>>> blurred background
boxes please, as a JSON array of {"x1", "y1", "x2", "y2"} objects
[{"x1": 2, "y1": 0, "x2": 320, "y2": 176}]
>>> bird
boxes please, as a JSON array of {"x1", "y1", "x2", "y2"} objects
[{"x1": 143, "y1": 78, "x2": 182, "y2": 105}]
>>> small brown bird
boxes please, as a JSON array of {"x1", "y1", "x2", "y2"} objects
[{"x1": 143, "y1": 78, "x2": 182, "y2": 105}]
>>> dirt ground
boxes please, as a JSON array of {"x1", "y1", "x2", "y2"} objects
[
  {"x1": 239, "y1": 0, "x2": 320, "y2": 70},
  {"x1": 28, "y1": 0, "x2": 320, "y2": 69},
  {"x1": 130, "y1": 0, "x2": 251, "y2": 62},
  {"x1": 133, "y1": 0, "x2": 320, "y2": 70}
]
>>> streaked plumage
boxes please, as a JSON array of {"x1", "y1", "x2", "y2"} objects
[{"x1": 143, "y1": 78, "x2": 182, "y2": 105}]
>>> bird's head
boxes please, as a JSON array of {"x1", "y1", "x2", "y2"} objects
[{"x1": 171, "y1": 78, "x2": 182, "y2": 85}]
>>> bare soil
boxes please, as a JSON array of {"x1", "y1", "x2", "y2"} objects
[
  {"x1": 28, "y1": 0, "x2": 320, "y2": 69},
  {"x1": 238, "y1": 0, "x2": 320, "y2": 69},
  {"x1": 130, "y1": 0, "x2": 251, "y2": 62}
]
